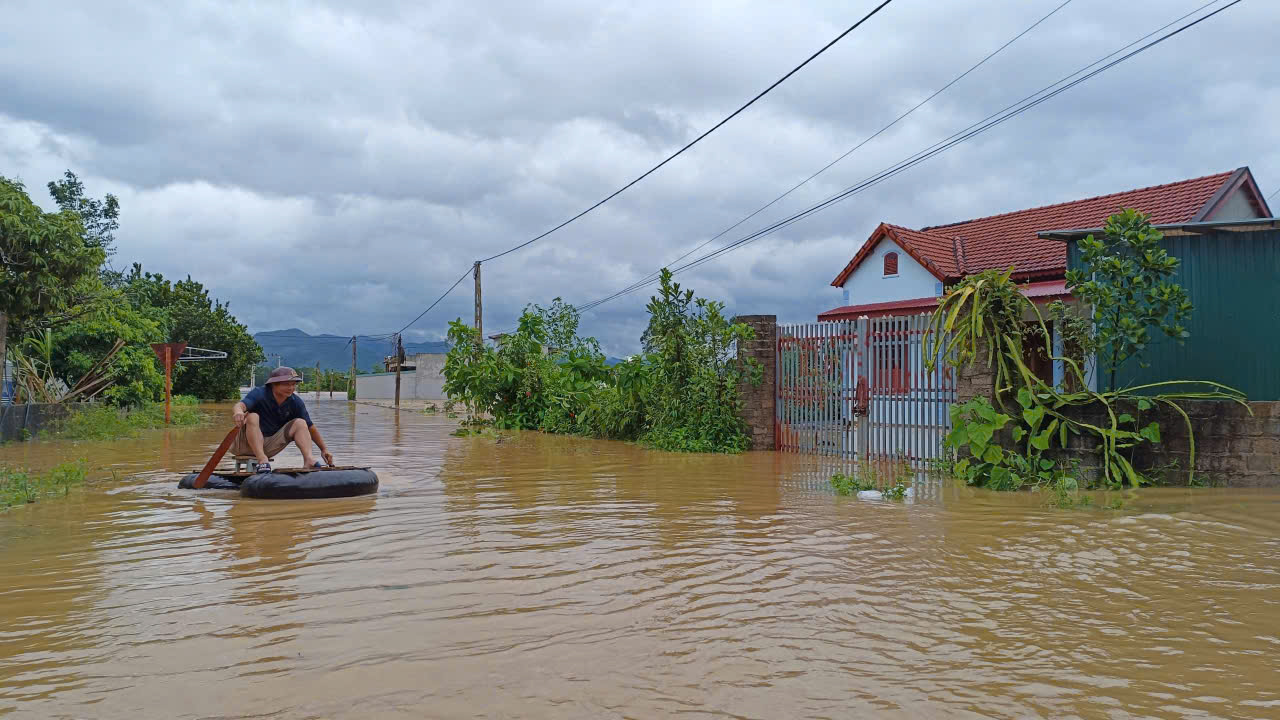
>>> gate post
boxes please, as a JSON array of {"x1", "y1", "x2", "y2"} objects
[
  {"x1": 855, "y1": 316, "x2": 871, "y2": 460},
  {"x1": 734, "y1": 315, "x2": 777, "y2": 450}
]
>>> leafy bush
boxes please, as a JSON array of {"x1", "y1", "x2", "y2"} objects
[
  {"x1": 443, "y1": 273, "x2": 760, "y2": 453},
  {"x1": 639, "y1": 270, "x2": 760, "y2": 453},
  {"x1": 944, "y1": 395, "x2": 1079, "y2": 491},
  {"x1": 926, "y1": 229, "x2": 1245, "y2": 489},
  {"x1": 1, "y1": 460, "x2": 88, "y2": 509},
  {"x1": 43, "y1": 401, "x2": 205, "y2": 441}
]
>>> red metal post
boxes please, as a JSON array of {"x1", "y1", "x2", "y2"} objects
[
  {"x1": 164, "y1": 346, "x2": 171, "y2": 424},
  {"x1": 150, "y1": 342, "x2": 187, "y2": 425}
]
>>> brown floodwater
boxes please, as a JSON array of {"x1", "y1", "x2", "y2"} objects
[{"x1": 1, "y1": 400, "x2": 1278, "y2": 719}]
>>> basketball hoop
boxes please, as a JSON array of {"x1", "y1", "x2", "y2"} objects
[
  {"x1": 150, "y1": 343, "x2": 229, "y2": 424},
  {"x1": 176, "y1": 346, "x2": 228, "y2": 362}
]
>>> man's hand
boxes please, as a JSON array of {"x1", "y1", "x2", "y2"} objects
[
  {"x1": 233, "y1": 410, "x2": 246, "y2": 427},
  {"x1": 321, "y1": 450, "x2": 335, "y2": 467}
]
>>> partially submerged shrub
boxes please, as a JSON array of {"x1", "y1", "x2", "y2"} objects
[
  {"x1": 1, "y1": 460, "x2": 88, "y2": 509},
  {"x1": 442, "y1": 272, "x2": 760, "y2": 453},
  {"x1": 830, "y1": 461, "x2": 912, "y2": 499},
  {"x1": 42, "y1": 401, "x2": 205, "y2": 441}
]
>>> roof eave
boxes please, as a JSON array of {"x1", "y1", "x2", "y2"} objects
[
  {"x1": 1038, "y1": 216, "x2": 1280, "y2": 241},
  {"x1": 830, "y1": 223, "x2": 948, "y2": 287}
]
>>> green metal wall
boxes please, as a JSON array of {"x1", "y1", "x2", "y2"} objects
[{"x1": 1067, "y1": 229, "x2": 1280, "y2": 400}]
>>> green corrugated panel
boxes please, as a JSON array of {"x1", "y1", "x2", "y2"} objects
[{"x1": 1068, "y1": 229, "x2": 1280, "y2": 400}]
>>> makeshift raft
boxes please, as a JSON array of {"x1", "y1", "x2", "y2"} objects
[{"x1": 178, "y1": 466, "x2": 378, "y2": 499}]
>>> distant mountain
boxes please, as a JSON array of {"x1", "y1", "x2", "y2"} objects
[
  {"x1": 253, "y1": 329, "x2": 449, "y2": 372},
  {"x1": 253, "y1": 328, "x2": 625, "y2": 373}
]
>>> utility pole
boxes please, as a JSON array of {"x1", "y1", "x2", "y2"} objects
[
  {"x1": 349, "y1": 336, "x2": 357, "y2": 401},
  {"x1": 393, "y1": 333, "x2": 403, "y2": 409},
  {"x1": 474, "y1": 260, "x2": 483, "y2": 347}
]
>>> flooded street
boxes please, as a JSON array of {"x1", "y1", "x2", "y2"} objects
[{"x1": 2, "y1": 400, "x2": 1279, "y2": 719}]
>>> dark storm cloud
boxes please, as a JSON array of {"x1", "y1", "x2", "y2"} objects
[{"x1": 1, "y1": 0, "x2": 1277, "y2": 357}]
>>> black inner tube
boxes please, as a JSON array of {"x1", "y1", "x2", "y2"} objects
[
  {"x1": 177, "y1": 473, "x2": 240, "y2": 490},
  {"x1": 240, "y1": 468, "x2": 378, "y2": 499},
  {"x1": 178, "y1": 468, "x2": 378, "y2": 499}
]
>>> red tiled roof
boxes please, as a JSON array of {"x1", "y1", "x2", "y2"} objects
[
  {"x1": 829, "y1": 223, "x2": 958, "y2": 287},
  {"x1": 831, "y1": 168, "x2": 1262, "y2": 287}
]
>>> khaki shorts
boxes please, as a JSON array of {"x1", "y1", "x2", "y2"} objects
[{"x1": 230, "y1": 424, "x2": 295, "y2": 459}]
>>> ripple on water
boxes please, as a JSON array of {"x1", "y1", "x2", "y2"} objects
[{"x1": 1, "y1": 401, "x2": 1278, "y2": 718}]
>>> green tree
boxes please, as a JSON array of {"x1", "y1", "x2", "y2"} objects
[
  {"x1": 52, "y1": 292, "x2": 168, "y2": 407},
  {"x1": 1065, "y1": 209, "x2": 1192, "y2": 389},
  {"x1": 47, "y1": 170, "x2": 120, "y2": 258},
  {"x1": 640, "y1": 269, "x2": 760, "y2": 453},
  {"x1": 167, "y1": 276, "x2": 263, "y2": 400},
  {"x1": 105, "y1": 266, "x2": 262, "y2": 401},
  {"x1": 0, "y1": 177, "x2": 104, "y2": 377}
]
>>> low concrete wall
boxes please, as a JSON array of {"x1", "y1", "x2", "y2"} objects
[
  {"x1": 0, "y1": 403, "x2": 76, "y2": 443},
  {"x1": 355, "y1": 353, "x2": 447, "y2": 401},
  {"x1": 734, "y1": 315, "x2": 776, "y2": 451},
  {"x1": 1052, "y1": 400, "x2": 1280, "y2": 487}
]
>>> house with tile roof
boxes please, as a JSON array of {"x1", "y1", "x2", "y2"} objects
[{"x1": 818, "y1": 167, "x2": 1272, "y2": 322}]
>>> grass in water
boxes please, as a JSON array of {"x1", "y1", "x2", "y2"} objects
[
  {"x1": 1, "y1": 461, "x2": 88, "y2": 509},
  {"x1": 831, "y1": 460, "x2": 913, "y2": 500},
  {"x1": 42, "y1": 396, "x2": 206, "y2": 441}
]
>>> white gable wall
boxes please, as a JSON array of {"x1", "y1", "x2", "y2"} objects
[
  {"x1": 1209, "y1": 186, "x2": 1265, "y2": 221},
  {"x1": 839, "y1": 237, "x2": 941, "y2": 306}
]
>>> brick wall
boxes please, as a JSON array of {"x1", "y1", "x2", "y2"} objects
[
  {"x1": 955, "y1": 349, "x2": 996, "y2": 406},
  {"x1": 734, "y1": 315, "x2": 776, "y2": 451},
  {"x1": 1052, "y1": 399, "x2": 1280, "y2": 487}
]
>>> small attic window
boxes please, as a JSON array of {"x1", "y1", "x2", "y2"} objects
[{"x1": 883, "y1": 252, "x2": 899, "y2": 277}]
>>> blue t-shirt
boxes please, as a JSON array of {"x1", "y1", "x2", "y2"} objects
[{"x1": 241, "y1": 386, "x2": 312, "y2": 437}]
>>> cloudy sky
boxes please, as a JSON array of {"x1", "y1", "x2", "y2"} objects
[{"x1": 3, "y1": 0, "x2": 1276, "y2": 356}]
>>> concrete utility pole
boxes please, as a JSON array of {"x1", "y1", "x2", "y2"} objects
[
  {"x1": 349, "y1": 336, "x2": 357, "y2": 400},
  {"x1": 474, "y1": 260, "x2": 483, "y2": 347},
  {"x1": 393, "y1": 334, "x2": 403, "y2": 409}
]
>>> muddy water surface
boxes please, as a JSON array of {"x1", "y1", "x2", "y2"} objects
[{"x1": 2, "y1": 400, "x2": 1278, "y2": 719}]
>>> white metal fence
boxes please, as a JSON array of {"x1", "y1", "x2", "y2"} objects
[{"x1": 776, "y1": 314, "x2": 956, "y2": 465}]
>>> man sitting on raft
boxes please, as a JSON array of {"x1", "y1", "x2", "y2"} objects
[{"x1": 231, "y1": 366, "x2": 335, "y2": 473}]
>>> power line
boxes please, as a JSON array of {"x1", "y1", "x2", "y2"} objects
[
  {"x1": 586, "y1": 0, "x2": 1078, "y2": 308},
  {"x1": 477, "y1": 0, "x2": 898, "y2": 263},
  {"x1": 389, "y1": 2, "x2": 898, "y2": 338},
  {"x1": 394, "y1": 266, "x2": 473, "y2": 335},
  {"x1": 573, "y1": 0, "x2": 1238, "y2": 315},
  {"x1": 672, "y1": 0, "x2": 1242, "y2": 272}
]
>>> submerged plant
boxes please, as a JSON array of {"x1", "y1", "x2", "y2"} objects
[
  {"x1": 41, "y1": 401, "x2": 205, "y2": 441},
  {"x1": 1, "y1": 460, "x2": 89, "y2": 509},
  {"x1": 925, "y1": 223, "x2": 1246, "y2": 490},
  {"x1": 830, "y1": 461, "x2": 913, "y2": 498}
]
